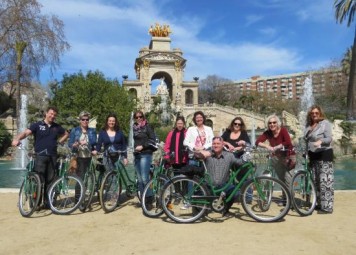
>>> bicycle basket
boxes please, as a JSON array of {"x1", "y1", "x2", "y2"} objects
[
  {"x1": 175, "y1": 165, "x2": 204, "y2": 177},
  {"x1": 107, "y1": 145, "x2": 119, "y2": 158}
]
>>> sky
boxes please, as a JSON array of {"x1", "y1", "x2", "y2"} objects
[{"x1": 38, "y1": 0, "x2": 353, "y2": 85}]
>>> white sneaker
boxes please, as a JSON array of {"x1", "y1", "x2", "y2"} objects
[{"x1": 180, "y1": 202, "x2": 190, "y2": 210}]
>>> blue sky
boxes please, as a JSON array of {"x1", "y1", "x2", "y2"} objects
[{"x1": 39, "y1": 0, "x2": 353, "y2": 85}]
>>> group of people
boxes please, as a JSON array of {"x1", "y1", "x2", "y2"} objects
[{"x1": 12, "y1": 105, "x2": 334, "y2": 215}]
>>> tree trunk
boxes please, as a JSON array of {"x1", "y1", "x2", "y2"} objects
[{"x1": 347, "y1": 26, "x2": 356, "y2": 120}]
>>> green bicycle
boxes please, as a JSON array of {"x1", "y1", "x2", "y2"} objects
[
  {"x1": 18, "y1": 146, "x2": 41, "y2": 217},
  {"x1": 99, "y1": 150, "x2": 140, "y2": 213},
  {"x1": 290, "y1": 140, "x2": 317, "y2": 216},
  {"x1": 160, "y1": 148, "x2": 291, "y2": 223},
  {"x1": 79, "y1": 154, "x2": 106, "y2": 212},
  {"x1": 141, "y1": 148, "x2": 174, "y2": 218},
  {"x1": 47, "y1": 149, "x2": 85, "y2": 215}
]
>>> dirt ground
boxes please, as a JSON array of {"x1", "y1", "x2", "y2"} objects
[{"x1": 0, "y1": 190, "x2": 355, "y2": 255}]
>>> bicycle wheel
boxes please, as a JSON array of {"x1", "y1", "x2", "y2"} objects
[
  {"x1": 48, "y1": 174, "x2": 84, "y2": 215},
  {"x1": 18, "y1": 173, "x2": 41, "y2": 217},
  {"x1": 142, "y1": 175, "x2": 168, "y2": 218},
  {"x1": 161, "y1": 176, "x2": 208, "y2": 223},
  {"x1": 79, "y1": 171, "x2": 96, "y2": 212},
  {"x1": 100, "y1": 171, "x2": 122, "y2": 213},
  {"x1": 241, "y1": 176, "x2": 291, "y2": 222},
  {"x1": 291, "y1": 171, "x2": 316, "y2": 216}
]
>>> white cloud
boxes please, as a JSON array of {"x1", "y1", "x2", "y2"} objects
[
  {"x1": 38, "y1": 0, "x2": 347, "y2": 84},
  {"x1": 245, "y1": 15, "x2": 264, "y2": 26},
  {"x1": 295, "y1": 1, "x2": 333, "y2": 23},
  {"x1": 259, "y1": 27, "x2": 277, "y2": 37}
]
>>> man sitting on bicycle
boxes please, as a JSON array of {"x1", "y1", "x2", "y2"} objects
[{"x1": 200, "y1": 136, "x2": 247, "y2": 216}]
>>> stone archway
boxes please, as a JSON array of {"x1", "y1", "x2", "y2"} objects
[
  {"x1": 151, "y1": 71, "x2": 173, "y2": 99},
  {"x1": 185, "y1": 89, "x2": 193, "y2": 105},
  {"x1": 128, "y1": 88, "x2": 137, "y2": 99},
  {"x1": 206, "y1": 119, "x2": 213, "y2": 129}
]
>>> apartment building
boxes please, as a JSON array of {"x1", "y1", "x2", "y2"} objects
[{"x1": 219, "y1": 68, "x2": 347, "y2": 100}]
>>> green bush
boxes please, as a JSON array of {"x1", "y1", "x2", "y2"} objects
[
  {"x1": 154, "y1": 126, "x2": 173, "y2": 142},
  {"x1": 0, "y1": 122, "x2": 12, "y2": 156}
]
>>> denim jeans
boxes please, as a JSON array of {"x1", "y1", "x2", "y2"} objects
[{"x1": 134, "y1": 153, "x2": 153, "y2": 196}]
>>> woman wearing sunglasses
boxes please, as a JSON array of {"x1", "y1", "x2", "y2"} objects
[
  {"x1": 222, "y1": 117, "x2": 251, "y2": 185},
  {"x1": 255, "y1": 114, "x2": 295, "y2": 190},
  {"x1": 68, "y1": 111, "x2": 97, "y2": 180},
  {"x1": 305, "y1": 105, "x2": 334, "y2": 214},
  {"x1": 222, "y1": 117, "x2": 251, "y2": 158},
  {"x1": 132, "y1": 110, "x2": 156, "y2": 199}
]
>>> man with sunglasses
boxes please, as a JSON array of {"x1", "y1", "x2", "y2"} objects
[
  {"x1": 12, "y1": 106, "x2": 69, "y2": 209},
  {"x1": 201, "y1": 136, "x2": 247, "y2": 216}
]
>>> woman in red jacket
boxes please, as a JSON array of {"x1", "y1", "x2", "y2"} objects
[
  {"x1": 164, "y1": 116, "x2": 188, "y2": 169},
  {"x1": 255, "y1": 114, "x2": 295, "y2": 190}
]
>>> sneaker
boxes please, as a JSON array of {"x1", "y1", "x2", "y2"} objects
[
  {"x1": 180, "y1": 202, "x2": 190, "y2": 210},
  {"x1": 317, "y1": 210, "x2": 333, "y2": 214},
  {"x1": 277, "y1": 201, "x2": 286, "y2": 207},
  {"x1": 222, "y1": 209, "x2": 231, "y2": 217},
  {"x1": 145, "y1": 202, "x2": 153, "y2": 211}
]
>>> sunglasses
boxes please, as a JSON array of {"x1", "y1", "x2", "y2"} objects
[
  {"x1": 233, "y1": 122, "x2": 242, "y2": 126},
  {"x1": 81, "y1": 119, "x2": 89, "y2": 121},
  {"x1": 268, "y1": 121, "x2": 277, "y2": 125},
  {"x1": 135, "y1": 115, "x2": 143, "y2": 119}
]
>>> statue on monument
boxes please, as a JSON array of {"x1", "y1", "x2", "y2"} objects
[
  {"x1": 148, "y1": 23, "x2": 172, "y2": 37},
  {"x1": 156, "y1": 77, "x2": 169, "y2": 95}
]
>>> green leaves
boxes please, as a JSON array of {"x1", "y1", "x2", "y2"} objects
[
  {"x1": 0, "y1": 122, "x2": 12, "y2": 157},
  {"x1": 51, "y1": 70, "x2": 136, "y2": 135}
]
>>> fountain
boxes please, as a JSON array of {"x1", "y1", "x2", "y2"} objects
[
  {"x1": 298, "y1": 74, "x2": 314, "y2": 132},
  {"x1": 250, "y1": 117, "x2": 256, "y2": 147},
  {"x1": 16, "y1": 94, "x2": 28, "y2": 169},
  {"x1": 127, "y1": 112, "x2": 135, "y2": 164},
  {"x1": 156, "y1": 78, "x2": 170, "y2": 125}
]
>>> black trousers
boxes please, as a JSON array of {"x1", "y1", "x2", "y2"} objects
[{"x1": 34, "y1": 155, "x2": 57, "y2": 204}]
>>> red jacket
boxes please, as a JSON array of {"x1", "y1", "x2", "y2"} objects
[{"x1": 164, "y1": 129, "x2": 188, "y2": 164}]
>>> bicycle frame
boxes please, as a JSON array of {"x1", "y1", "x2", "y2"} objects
[
  {"x1": 114, "y1": 155, "x2": 137, "y2": 193},
  {"x1": 293, "y1": 142, "x2": 314, "y2": 200},
  {"x1": 181, "y1": 160, "x2": 268, "y2": 208}
]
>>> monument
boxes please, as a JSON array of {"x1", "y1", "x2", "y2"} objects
[{"x1": 123, "y1": 24, "x2": 266, "y2": 134}]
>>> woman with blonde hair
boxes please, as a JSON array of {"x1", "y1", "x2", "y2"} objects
[
  {"x1": 255, "y1": 114, "x2": 295, "y2": 190},
  {"x1": 304, "y1": 105, "x2": 334, "y2": 214}
]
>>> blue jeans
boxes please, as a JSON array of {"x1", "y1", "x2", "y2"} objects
[{"x1": 134, "y1": 153, "x2": 153, "y2": 196}]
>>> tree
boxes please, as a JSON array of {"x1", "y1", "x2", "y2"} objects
[
  {"x1": 0, "y1": 0, "x2": 70, "y2": 117},
  {"x1": 198, "y1": 75, "x2": 232, "y2": 104},
  {"x1": 314, "y1": 63, "x2": 348, "y2": 119},
  {"x1": 50, "y1": 70, "x2": 136, "y2": 135},
  {"x1": 342, "y1": 47, "x2": 352, "y2": 76},
  {"x1": 0, "y1": 121, "x2": 12, "y2": 157},
  {"x1": 334, "y1": 0, "x2": 356, "y2": 120}
]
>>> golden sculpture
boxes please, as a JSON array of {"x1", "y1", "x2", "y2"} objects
[
  {"x1": 143, "y1": 59, "x2": 150, "y2": 69},
  {"x1": 148, "y1": 23, "x2": 172, "y2": 37}
]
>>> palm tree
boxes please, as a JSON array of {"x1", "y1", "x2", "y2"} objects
[
  {"x1": 342, "y1": 47, "x2": 352, "y2": 76},
  {"x1": 334, "y1": 0, "x2": 356, "y2": 120}
]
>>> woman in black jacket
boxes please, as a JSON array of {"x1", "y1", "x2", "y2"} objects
[{"x1": 133, "y1": 110, "x2": 156, "y2": 199}]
